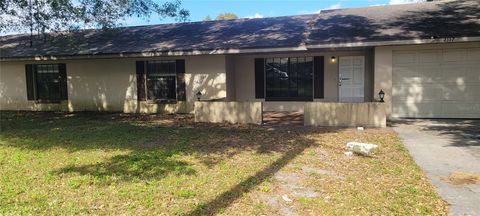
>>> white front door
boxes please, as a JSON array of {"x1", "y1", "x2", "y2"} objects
[{"x1": 339, "y1": 56, "x2": 365, "y2": 102}]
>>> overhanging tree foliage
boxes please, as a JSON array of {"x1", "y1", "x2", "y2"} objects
[
  {"x1": 203, "y1": 15, "x2": 212, "y2": 21},
  {"x1": 215, "y1": 13, "x2": 238, "y2": 20},
  {"x1": 0, "y1": 0, "x2": 189, "y2": 39}
]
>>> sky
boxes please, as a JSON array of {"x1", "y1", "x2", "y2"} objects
[{"x1": 124, "y1": 0, "x2": 422, "y2": 26}]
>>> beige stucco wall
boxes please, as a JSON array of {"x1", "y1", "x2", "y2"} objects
[
  {"x1": 0, "y1": 55, "x2": 227, "y2": 113},
  {"x1": 67, "y1": 59, "x2": 136, "y2": 112},
  {"x1": 232, "y1": 49, "x2": 373, "y2": 112},
  {"x1": 184, "y1": 55, "x2": 227, "y2": 112},
  {"x1": 225, "y1": 55, "x2": 236, "y2": 101},
  {"x1": 194, "y1": 101, "x2": 262, "y2": 124},
  {"x1": 304, "y1": 102, "x2": 386, "y2": 127},
  {"x1": 374, "y1": 46, "x2": 393, "y2": 117},
  {"x1": 373, "y1": 42, "x2": 480, "y2": 118}
]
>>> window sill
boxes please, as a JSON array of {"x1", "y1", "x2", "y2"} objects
[
  {"x1": 33, "y1": 100, "x2": 64, "y2": 104},
  {"x1": 144, "y1": 99, "x2": 177, "y2": 104},
  {"x1": 265, "y1": 98, "x2": 313, "y2": 102}
]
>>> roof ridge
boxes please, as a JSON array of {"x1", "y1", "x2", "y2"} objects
[{"x1": 1, "y1": 0, "x2": 453, "y2": 38}]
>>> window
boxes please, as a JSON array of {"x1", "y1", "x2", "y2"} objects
[
  {"x1": 25, "y1": 63, "x2": 67, "y2": 102},
  {"x1": 36, "y1": 64, "x2": 61, "y2": 100},
  {"x1": 146, "y1": 60, "x2": 177, "y2": 101},
  {"x1": 265, "y1": 57, "x2": 313, "y2": 101}
]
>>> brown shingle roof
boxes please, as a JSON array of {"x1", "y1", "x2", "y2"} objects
[{"x1": 1, "y1": 0, "x2": 479, "y2": 59}]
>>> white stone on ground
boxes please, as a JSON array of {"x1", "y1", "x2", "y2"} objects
[
  {"x1": 346, "y1": 142, "x2": 378, "y2": 156},
  {"x1": 282, "y1": 195, "x2": 293, "y2": 202}
]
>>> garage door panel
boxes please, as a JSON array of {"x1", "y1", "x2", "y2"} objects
[
  {"x1": 418, "y1": 50, "x2": 441, "y2": 63},
  {"x1": 394, "y1": 84, "x2": 480, "y2": 102},
  {"x1": 392, "y1": 47, "x2": 480, "y2": 118},
  {"x1": 394, "y1": 66, "x2": 444, "y2": 84},
  {"x1": 392, "y1": 67, "x2": 444, "y2": 85},
  {"x1": 443, "y1": 84, "x2": 480, "y2": 101},
  {"x1": 392, "y1": 83, "x2": 444, "y2": 101},
  {"x1": 466, "y1": 48, "x2": 480, "y2": 61},
  {"x1": 442, "y1": 65, "x2": 480, "y2": 84},
  {"x1": 393, "y1": 101, "x2": 480, "y2": 118},
  {"x1": 465, "y1": 84, "x2": 480, "y2": 99},
  {"x1": 421, "y1": 84, "x2": 446, "y2": 100},
  {"x1": 393, "y1": 67, "x2": 418, "y2": 84},
  {"x1": 441, "y1": 66, "x2": 468, "y2": 84},
  {"x1": 418, "y1": 67, "x2": 442, "y2": 83},
  {"x1": 466, "y1": 67, "x2": 480, "y2": 82},
  {"x1": 392, "y1": 85, "x2": 410, "y2": 99},
  {"x1": 392, "y1": 102, "x2": 443, "y2": 118},
  {"x1": 393, "y1": 51, "x2": 417, "y2": 65},
  {"x1": 442, "y1": 103, "x2": 480, "y2": 118},
  {"x1": 443, "y1": 49, "x2": 467, "y2": 62}
]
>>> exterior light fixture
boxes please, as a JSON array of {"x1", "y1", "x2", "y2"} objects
[
  {"x1": 196, "y1": 91, "x2": 202, "y2": 101},
  {"x1": 330, "y1": 56, "x2": 336, "y2": 63},
  {"x1": 379, "y1": 89, "x2": 385, "y2": 102}
]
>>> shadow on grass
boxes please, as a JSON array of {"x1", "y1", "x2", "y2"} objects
[
  {"x1": 56, "y1": 150, "x2": 197, "y2": 181},
  {"x1": 186, "y1": 136, "x2": 314, "y2": 215},
  {"x1": 1, "y1": 111, "x2": 336, "y2": 214}
]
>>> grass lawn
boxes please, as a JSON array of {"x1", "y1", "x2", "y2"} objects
[{"x1": 0, "y1": 111, "x2": 447, "y2": 215}]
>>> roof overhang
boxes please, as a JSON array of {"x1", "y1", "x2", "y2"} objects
[
  {"x1": 2, "y1": 36, "x2": 480, "y2": 61},
  {"x1": 306, "y1": 36, "x2": 480, "y2": 49}
]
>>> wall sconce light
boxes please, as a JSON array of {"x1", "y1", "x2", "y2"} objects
[
  {"x1": 330, "y1": 56, "x2": 336, "y2": 63},
  {"x1": 196, "y1": 91, "x2": 202, "y2": 101},
  {"x1": 379, "y1": 89, "x2": 385, "y2": 102}
]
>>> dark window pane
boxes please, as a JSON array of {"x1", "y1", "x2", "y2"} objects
[
  {"x1": 303, "y1": 58, "x2": 313, "y2": 98},
  {"x1": 264, "y1": 57, "x2": 313, "y2": 101},
  {"x1": 147, "y1": 60, "x2": 176, "y2": 75},
  {"x1": 146, "y1": 60, "x2": 177, "y2": 100},
  {"x1": 147, "y1": 76, "x2": 176, "y2": 100},
  {"x1": 35, "y1": 64, "x2": 61, "y2": 100}
]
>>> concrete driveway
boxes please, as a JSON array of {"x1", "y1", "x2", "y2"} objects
[{"x1": 392, "y1": 119, "x2": 480, "y2": 216}]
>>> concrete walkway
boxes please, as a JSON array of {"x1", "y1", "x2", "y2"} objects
[{"x1": 392, "y1": 119, "x2": 480, "y2": 216}]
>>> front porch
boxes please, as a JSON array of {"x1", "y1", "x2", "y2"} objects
[
  {"x1": 194, "y1": 101, "x2": 386, "y2": 128},
  {"x1": 194, "y1": 47, "x2": 386, "y2": 127}
]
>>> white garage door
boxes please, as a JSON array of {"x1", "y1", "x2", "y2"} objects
[{"x1": 392, "y1": 47, "x2": 480, "y2": 118}]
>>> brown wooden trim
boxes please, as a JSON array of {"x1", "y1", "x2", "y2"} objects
[
  {"x1": 175, "y1": 59, "x2": 186, "y2": 101},
  {"x1": 254, "y1": 58, "x2": 265, "y2": 99},
  {"x1": 313, "y1": 56, "x2": 325, "y2": 98},
  {"x1": 136, "y1": 61, "x2": 147, "y2": 101},
  {"x1": 58, "y1": 63, "x2": 68, "y2": 100},
  {"x1": 25, "y1": 64, "x2": 36, "y2": 100}
]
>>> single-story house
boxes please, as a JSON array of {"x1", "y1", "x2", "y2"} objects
[{"x1": 1, "y1": 0, "x2": 479, "y2": 125}]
